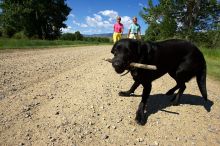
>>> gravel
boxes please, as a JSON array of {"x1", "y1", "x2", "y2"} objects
[{"x1": 0, "y1": 46, "x2": 220, "y2": 145}]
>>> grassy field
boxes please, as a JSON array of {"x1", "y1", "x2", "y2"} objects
[
  {"x1": 0, "y1": 38, "x2": 111, "y2": 49},
  {"x1": 201, "y1": 48, "x2": 220, "y2": 81}
]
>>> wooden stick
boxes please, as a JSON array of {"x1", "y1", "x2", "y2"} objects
[{"x1": 103, "y1": 58, "x2": 157, "y2": 70}]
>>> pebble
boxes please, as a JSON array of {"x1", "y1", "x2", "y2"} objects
[
  {"x1": 154, "y1": 141, "x2": 159, "y2": 146},
  {"x1": 132, "y1": 128, "x2": 136, "y2": 132},
  {"x1": 102, "y1": 134, "x2": 109, "y2": 140},
  {"x1": 136, "y1": 138, "x2": 144, "y2": 142},
  {"x1": 117, "y1": 118, "x2": 123, "y2": 123},
  {"x1": 22, "y1": 106, "x2": 31, "y2": 112},
  {"x1": 0, "y1": 93, "x2": 5, "y2": 100},
  {"x1": 88, "y1": 121, "x2": 95, "y2": 125},
  {"x1": 25, "y1": 112, "x2": 31, "y2": 118},
  {"x1": 110, "y1": 125, "x2": 116, "y2": 129},
  {"x1": 19, "y1": 143, "x2": 25, "y2": 146}
]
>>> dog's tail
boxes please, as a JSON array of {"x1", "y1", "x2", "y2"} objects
[{"x1": 196, "y1": 63, "x2": 207, "y2": 101}]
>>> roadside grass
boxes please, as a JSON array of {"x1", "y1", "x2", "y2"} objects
[
  {"x1": 200, "y1": 48, "x2": 220, "y2": 81},
  {"x1": 0, "y1": 38, "x2": 111, "y2": 49}
]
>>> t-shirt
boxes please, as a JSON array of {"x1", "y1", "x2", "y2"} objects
[
  {"x1": 129, "y1": 23, "x2": 141, "y2": 34},
  {"x1": 114, "y1": 23, "x2": 124, "y2": 33}
]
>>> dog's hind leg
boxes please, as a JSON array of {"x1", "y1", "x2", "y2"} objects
[
  {"x1": 196, "y1": 67, "x2": 207, "y2": 101},
  {"x1": 166, "y1": 72, "x2": 180, "y2": 95},
  {"x1": 119, "y1": 81, "x2": 140, "y2": 96},
  {"x1": 170, "y1": 66, "x2": 191, "y2": 105},
  {"x1": 170, "y1": 83, "x2": 186, "y2": 105},
  {"x1": 166, "y1": 84, "x2": 179, "y2": 95}
]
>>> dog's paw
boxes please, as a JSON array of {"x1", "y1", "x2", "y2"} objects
[
  {"x1": 135, "y1": 110, "x2": 146, "y2": 125},
  {"x1": 118, "y1": 91, "x2": 133, "y2": 97}
]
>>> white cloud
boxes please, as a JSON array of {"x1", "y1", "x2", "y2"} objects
[
  {"x1": 138, "y1": 3, "x2": 145, "y2": 8},
  {"x1": 85, "y1": 14, "x2": 112, "y2": 28},
  {"x1": 99, "y1": 10, "x2": 118, "y2": 20},
  {"x1": 73, "y1": 20, "x2": 80, "y2": 26},
  {"x1": 61, "y1": 26, "x2": 73, "y2": 33},
  {"x1": 121, "y1": 16, "x2": 132, "y2": 29},
  {"x1": 69, "y1": 13, "x2": 75, "y2": 18},
  {"x1": 80, "y1": 24, "x2": 88, "y2": 28},
  {"x1": 94, "y1": 14, "x2": 102, "y2": 21},
  {"x1": 64, "y1": 10, "x2": 135, "y2": 34}
]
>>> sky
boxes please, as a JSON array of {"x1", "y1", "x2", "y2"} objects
[{"x1": 62, "y1": 0, "x2": 159, "y2": 35}]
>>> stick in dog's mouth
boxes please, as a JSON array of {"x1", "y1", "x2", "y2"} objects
[{"x1": 103, "y1": 58, "x2": 157, "y2": 70}]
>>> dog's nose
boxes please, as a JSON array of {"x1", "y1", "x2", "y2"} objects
[{"x1": 112, "y1": 61, "x2": 121, "y2": 67}]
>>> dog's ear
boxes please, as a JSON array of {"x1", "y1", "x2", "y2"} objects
[{"x1": 137, "y1": 41, "x2": 155, "y2": 63}]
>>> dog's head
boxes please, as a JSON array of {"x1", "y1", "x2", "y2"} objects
[{"x1": 111, "y1": 39, "x2": 142, "y2": 74}]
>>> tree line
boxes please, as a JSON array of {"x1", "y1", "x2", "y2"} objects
[
  {"x1": 60, "y1": 31, "x2": 110, "y2": 43},
  {"x1": 0, "y1": 0, "x2": 71, "y2": 39},
  {"x1": 140, "y1": 0, "x2": 220, "y2": 48}
]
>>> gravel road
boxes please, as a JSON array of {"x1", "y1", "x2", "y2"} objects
[{"x1": 0, "y1": 46, "x2": 220, "y2": 146}]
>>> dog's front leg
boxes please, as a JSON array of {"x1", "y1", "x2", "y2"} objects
[
  {"x1": 135, "y1": 82, "x2": 151, "y2": 125},
  {"x1": 119, "y1": 81, "x2": 140, "y2": 96}
]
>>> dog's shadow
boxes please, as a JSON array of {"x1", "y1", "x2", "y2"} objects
[{"x1": 130, "y1": 94, "x2": 214, "y2": 125}]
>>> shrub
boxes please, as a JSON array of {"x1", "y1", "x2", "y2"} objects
[{"x1": 12, "y1": 31, "x2": 28, "y2": 39}]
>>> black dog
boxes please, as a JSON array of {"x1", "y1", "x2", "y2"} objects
[{"x1": 111, "y1": 38, "x2": 207, "y2": 125}]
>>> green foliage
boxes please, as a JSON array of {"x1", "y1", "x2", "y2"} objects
[
  {"x1": 190, "y1": 30, "x2": 220, "y2": 48},
  {"x1": 60, "y1": 33, "x2": 76, "y2": 41},
  {"x1": 12, "y1": 31, "x2": 28, "y2": 39},
  {"x1": 0, "y1": 0, "x2": 71, "y2": 39},
  {"x1": 201, "y1": 48, "x2": 220, "y2": 80},
  {"x1": 60, "y1": 32, "x2": 110, "y2": 43},
  {"x1": 141, "y1": 0, "x2": 220, "y2": 42}
]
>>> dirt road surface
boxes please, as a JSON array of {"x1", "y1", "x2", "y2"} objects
[{"x1": 0, "y1": 46, "x2": 220, "y2": 146}]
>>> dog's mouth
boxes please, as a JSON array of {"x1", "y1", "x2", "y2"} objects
[
  {"x1": 112, "y1": 61, "x2": 130, "y2": 74},
  {"x1": 114, "y1": 67, "x2": 126, "y2": 74}
]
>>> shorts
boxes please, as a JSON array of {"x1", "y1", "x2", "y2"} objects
[
  {"x1": 129, "y1": 33, "x2": 140, "y2": 40},
  {"x1": 113, "y1": 32, "x2": 122, "y2": 43}
]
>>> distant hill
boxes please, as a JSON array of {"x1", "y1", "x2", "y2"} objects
[
  {"x1": 83, "y1": 33, "x2": 129, "y2": 38},
  {"x1": 83, "y1": 33, "x2": 113, "y2": 37}
]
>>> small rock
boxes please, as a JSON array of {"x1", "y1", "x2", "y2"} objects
[
  {"x1": 102, "y1": 134, "x2": 109, "y2": 140},
  {"x1": 55, "y1": 111, "x2": 60, "y2": 115},
  {"x1": 0, "y1": 93, "x2": 5, "y2": 100},
  {"x1": 89, "y1": 121, "x2": 94, "y2": 125},
  {"x1": 132, "y1": 128, "x2": 136, "y2": 132},
  {"x1": 22, "y1": 106, "x2": 31, "y2": 112},
  {"x1": 117, "y1": 118, "x2": 123, "y2": 123},
  {"x1": 25, "y1": 112, "x2": 31, "y2": 118},
  {"x1": 50, "y1": 138, "x2": 56, "y2": 142},
  {"x1": 112, "y1": 126, "x2": 117, "y2": 129},
  {"x1": 136, "y1": 138, "x2": 144, "y2": 142},
  {"x1": 154, "y1": 141, "x2": 159, "y2": 146},
  {"x1": 19, "y1": 143, "x2": 25, "y2": 146}
]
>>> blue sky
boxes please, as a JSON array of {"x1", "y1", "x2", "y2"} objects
[{"x1": 62, "y1": 0, "x2": 158, "y2": 35}]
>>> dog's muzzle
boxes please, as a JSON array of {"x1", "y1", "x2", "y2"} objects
[{"x1": 112, "y1": 60, "x2": 128, "y2": 74}]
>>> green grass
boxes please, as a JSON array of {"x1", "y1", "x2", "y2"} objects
[
  {"x1": 0, "y1": 38, "x2": 111, "y2": 49},
  {"x1": 200, "y1": 48, "x2": 220, "y2": 81}
]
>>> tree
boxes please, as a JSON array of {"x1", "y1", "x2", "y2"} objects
[
  {"x1": 140, "y1": 0, "x2": 220, "y2": 40},
  {"x1": 74, "y1": 31, "x2": 83, "y2": 41},
  {"x1": 0, "y1": 0, "x2": 71, "y2": 39}
]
